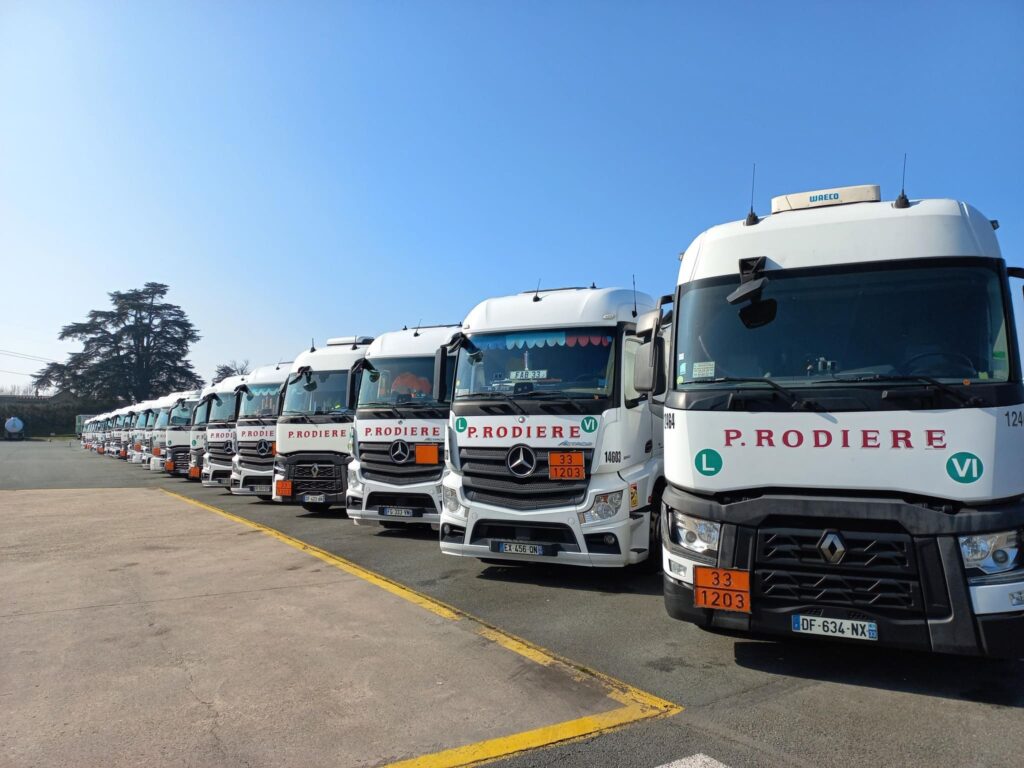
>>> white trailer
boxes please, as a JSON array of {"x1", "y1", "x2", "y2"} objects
[
  {"x1": 438, "y1": 286, "x2": 664, "y2": 567},
  {"x1": 639, "y1": 184, "x2": 1024, "y2": 657},
  {"x1": 347, "y1": 325, "x2": 459, "y2": 528}
]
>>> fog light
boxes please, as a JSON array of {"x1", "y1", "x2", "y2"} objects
[
  {"x1": 668, "y1": 559, "x2": 687, "y2": 577},
  {"x1": 603, "y1": 533, "x2": 616, "y2": 546},
  {"x1": 442, "y1": 524, "x2": 451, "y2": 537}
]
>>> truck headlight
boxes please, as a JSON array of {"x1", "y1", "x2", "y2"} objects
[
  {"x1": 959, "y1": 530, "x2": 1021, "y2": 577},
  {"x1": 670, "y1": 512, "x2": 720, "y2": 561},
  {"x1": 347, "y1": 468, "x2": 361, "y2": 491},
  {"x1": 443, "y1": 486, "x2": 467, "y2": 519},
  {"x1": 578, "y1": 491, "x2": 623, "y2": 525}
]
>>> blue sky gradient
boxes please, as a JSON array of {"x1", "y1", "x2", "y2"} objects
[{"x1": 1, "y1": 1, "x2": 1022, "y2": 388}]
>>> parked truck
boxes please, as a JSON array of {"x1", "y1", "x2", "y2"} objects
[
  {"x1": 189, "y1": 376, "x2": 246, "y2": 482},
  {"x1": 202, "y1": 379, "x2": 247, "y2": 489},
  {"x1": 271, "y1": 338, "x2": 372, "y2": 512},
  {"x1": 437, "y1": 286, "x2": 664, "y2": 567},
  {"x1": 162, "y1": 390, "x2": 202, "y2": 477},
  {"x1": 230, "y1": 363, "x2": 291, "y2": 498},
  {"x1": 639, "y1": 184, "x2": 1024, "y2": 658},
  {"x1": 4, "y1": 415, "x2": 25, "y2": 440},
  {"x1": 347, "y1": 326, "x2": 459, "y2": 528}
]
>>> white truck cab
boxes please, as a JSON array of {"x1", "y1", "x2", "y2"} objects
[
  {"x1": 230, "y1": 363, "x2": 291, "y2": 498},
  {"x1": 129, "y1": 402, "x2": 157, "y2": 464},
  {"x1": 438, "y1": 286, "x2": 665, "y2": 567},
  {"x1": 190, "y1": 376, "x2": 246, "y2": 482},
  {"x1": 162, "y1": 390, "x2": 202, "y2": 477},
  {"x1": 147, "y1": 394, "x2": 181, "y2": 471},
  {"x1": 116, "y1": 406, "x2": 137, "y2": 460},
  {"x1": 201, "y1": 377, "x2": 247, "y2": 488},
  {"x1": 105, "y1": 408, "x2": 128, "y2": 457},
  {"x1": 271, "y1": 337, "x2": 372, "y2": 512},
  {"x1": 643, "y1": 185, "x2": 1024, "y2": 657},
  {"x1": 347, "y1": 325, "x2": 460, "y2": 528}
]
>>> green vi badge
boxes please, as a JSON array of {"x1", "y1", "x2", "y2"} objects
[
  {"x1": 580, "y1": 416, "x2": 598, "y2": 433},
  {"x1": 946, "y1": 451, "x2": 983, "y2": 483},
  {"x1": 454, "y1": 417, "x2": 468, "y2": 433},
  {"x1": 695, "y1": 449, "x2": 723, "y2": 477}
]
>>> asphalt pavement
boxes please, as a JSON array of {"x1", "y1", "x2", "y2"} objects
[{"x1": 2, "y1": 441, "x2": 1022, "y2": 768}]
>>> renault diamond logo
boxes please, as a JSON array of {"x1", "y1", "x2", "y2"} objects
[
  {"x1": 256, "y1": 439, "x2": 272, "y2": 457},
  {"x1": 818, "y1": 531, "x2": 846, "y2": 564},
  {"x1": 310, "y1": 464, "x2": 320, "y2": 478},
  {"x1": 389, "y1": 440, "x2": 411, "y2": 464},
  {"x1": 506, "y1": 445, "x2": 537, "y2": 478}
]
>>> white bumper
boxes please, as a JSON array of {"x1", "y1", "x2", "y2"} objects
[{"x1": 348, "y1": 462, "x2": 441, "y2": 526}]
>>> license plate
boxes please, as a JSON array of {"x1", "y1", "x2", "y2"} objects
[
  {"x1": 252, "y1": 484, "x2": 272, "y2": 494},
  {"x1": 548, "y1": 451, "x2": 584, "y2": 480},
  {"x1": 493, "y1": 541, "x2": 551, "y2": 556},
  {"x1": 693, "y1": 567, "x2": 751, "y2": 613},
  {"x1": 380, "y1": 506, "x2": 416, "y2": 517},
  {"x1": 303, "y1": 494, "x2": 326, "y2": 504},
  {"x1": 791, "y1": 615, "x2": 877, "y2": 641}
]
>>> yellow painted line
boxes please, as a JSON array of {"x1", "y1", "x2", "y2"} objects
[{"x1": 159, "y1": 487, "x2": 682, "y2": 767}]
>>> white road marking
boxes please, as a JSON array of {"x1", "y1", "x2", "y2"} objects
[{"x1": 657, "y1": 755, "x2": 731, "y2": 768}]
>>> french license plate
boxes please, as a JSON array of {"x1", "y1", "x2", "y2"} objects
[
  {"x1": 493, "y1": 541, "x2": 551, "y2": 556},
  {"x1": 693, "y1": 567, "x2": 751, "y2": 613},
  {"x1": 791, "y1": 615, "x2": 877, "y2": 641},
  {"x1": 252, "y1": 484, "x2": 272, "y2": 494},
  {"x1": 380, "y1": 506, "x2": 416, "y2": 517},
  {"x1": 303, "y1": 493, "x2": 326, "y2": 504},
  {"x1": 548, "y1": 451, "x2": 585, "y2": 480}
]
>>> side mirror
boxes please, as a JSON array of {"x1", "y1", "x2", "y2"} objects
[
  {"x1": 433, "y1": 347, "x2": 448, "y2": 403},
  {"x1": 633, "y1": 338, "x2": 666, "y2": 395},
  {"x1": 635, "y1": 308, "x2": 661, "y2": 341},
  {"x1": 346, "y1": 367, "x2": 360, "y2": 411}
]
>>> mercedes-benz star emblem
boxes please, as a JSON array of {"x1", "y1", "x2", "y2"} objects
[
  {"x1": 256, "y1": 439, "x2": 272, "y2": 457},
  {"x1": 389, "y1": 440, "x2": 411, "y2": 464},
  {"x1": 818, "y1": 531, "x2": 846, "y2": 564},
  {"x1": 506, "y1": 445, "x2": 537, "y2": 478}
]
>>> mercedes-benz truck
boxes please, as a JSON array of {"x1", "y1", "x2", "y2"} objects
[
  {"x1": 162, "y1": 390, "x2": 202, "y2": 477},
  {"x1": 202, "y1": 381, "x2": 247, "y2": 489},
  {"x1": 271, "y1": 338, "x2": 371, "y2": 512},
  {"x1": 189, "y1": 376, "x2": 246, "y2": 482},
  {"x1": 230, "y1": 363, "x2": 291, "y2": 498},
  {"x1": 129, "y1": 402, "x2": 156, "y2": 464},
  {"x1": 641, "y1": 184, "x2": 1024, "y2": 658},
  {"x1": 347, "y1": 326, "x2": 459, "y2": 528},
  {"x1": 438, "y1": 286, "x2": 665, "y2": 567}
]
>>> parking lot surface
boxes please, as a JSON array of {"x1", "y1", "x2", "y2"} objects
[{"x1": 2, "y1": 441, "x2": 1022, "y2": 768}]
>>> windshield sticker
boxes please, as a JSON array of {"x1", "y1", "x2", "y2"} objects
[
  {"x1": 509, "y1": 369, "x2": 548, "y2": 381},
  {"x1": 692, "y1": 361, "x2": 715, "y2": 379}
]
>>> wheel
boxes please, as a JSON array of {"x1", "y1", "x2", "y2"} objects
[
  {"x1": 639, "y1": 490, "x2": 664, "y2": 573},
  {"x1": 301, "y1": 502, "x2": 332, "y2": 513}
]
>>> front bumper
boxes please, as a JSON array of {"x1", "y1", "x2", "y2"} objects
[
  {"x1": 230, "y1": 466, "x2": 274, "y2": 496},
  {"x1": 348, "y1": 473, "x2": 441, "y2": 526},
  {"x1": 660, "y1": 485, "x2": 1024, "y2": 658},
  {"x1": 438, "y1": 472, "x2": 647, "y2": 567},
  {"x1": 201, "y1": 457, "x2": 233, "y2": 488}
]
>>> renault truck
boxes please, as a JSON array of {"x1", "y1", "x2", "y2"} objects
[
  {"x1": 189, "y1": 375, "x2": 246, "y2": 482},
  {"x1": 202, "y1": 380, "x2": 247, "y2": 489},
  {"x1": 271, "y1": 338, "x2": 372, "y2": 512},
  {"x1": 347, "y1": 326, "x2": 459, "y2": 528},
  {"x1": 639, "y1": 184, "x2": 1024, "y2": 658},
  {"x1": 230, "y1": 363, "x2": 291, "y2": 498},
  {"x1": 437, "y1": 286, "x2": 665, "y2": 567}
]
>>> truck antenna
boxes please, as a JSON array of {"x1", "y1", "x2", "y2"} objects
[
  {"x1": 744, "y1": 163, "x2": 760, "y2": 226},
  {"x1": 631, "y1": 274, "x2": 638, "y2": 318},
  {"x1": 413, "y1": 319, "x2": 422, "y2": 337},
  {"x1": 532, "y1": 279, "x2": 542, "y2": 302},
  {"x1": 310, "y1": 337, "x2": 316, "y2": 353},
  {"x1": 894, "y1": 153, "x2": 910, "y2": 209}
]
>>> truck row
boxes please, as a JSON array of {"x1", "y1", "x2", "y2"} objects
[{"x1": 79, "y1": 185, "x2": 1024, "y2": 658}]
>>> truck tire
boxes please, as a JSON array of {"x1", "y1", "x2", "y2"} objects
[{"x1": 639, "y1": 490, "x2": 664, "y2": 573}]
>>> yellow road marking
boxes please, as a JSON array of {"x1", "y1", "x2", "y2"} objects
[{"x1": 159, "y1": 488, "x2": 682, "y2": 767}]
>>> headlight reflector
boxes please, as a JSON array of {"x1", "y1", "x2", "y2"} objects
[
  {"x1": 442, "y1": 486, "x2": 468, "y2": 519},
  {"x1": 671, "y1": 512, "x2": 720, "y2": 560},
  {"x1": 347, "y1": 468, "x2": 361, "y2": 491},
  {"x1": 578, "y1": 491, "x2": 623, "y2": 525},
  {"x1": 959, "y1": 530, "x2": 1021, "y2": 576}
]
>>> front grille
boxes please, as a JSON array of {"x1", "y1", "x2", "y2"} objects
[
  {"x1": 169, "y1": 447, "x2": 189, "y2": 470},
  {"x1": 238, "y1": 441, "x2": 274, "y2": 471},
  {"x1": 470, "y1": 520, "x2": 580, "y2": 552},
  {"x1": 294, "y1": 463, "x2": 338, "y2": 479},
  {"x1": 754, "y1": 526, "x2": 921, "y2": 615},
  {"x1": 757, "y1": 569, "x2": 921, "y2": 612},
  {"x1": 290, "y1": 462, "x2": 343, "y2": 495},
  {"x1": 459, "y1": 446, "x2": 592, "y2": 510},
  {"x1": 207, "y1": 443, "x2": 234, "y2": 464},
  {"x1": 358, "y1": 442, "x2": 444, "y2": 486}
]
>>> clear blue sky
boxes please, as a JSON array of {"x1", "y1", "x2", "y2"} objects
[{"x1": 1, "y1": 1, "x2": 1022, "y2": 389}]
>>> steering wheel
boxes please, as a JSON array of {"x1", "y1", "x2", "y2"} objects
[{"x1": 899, "y1": 351, "x2": 977, "y2": 378}]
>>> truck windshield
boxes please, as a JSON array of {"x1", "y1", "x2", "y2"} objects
[
  {"x1": 454, "y1": 327, "x2": 616, "y2": 400},
  {"x1": 674, "y1": 259, "x2": 1011, "y2": 388},
  {"x1": 192, "y1": 401, "x2": 209, "y2": 426},
  {"x1": 209, "y1": 393, "x2": 239, "y2": 422},
  {"x1": 169, "y1": 403, "x2": 193, "y2": 426},
  {"x1": 238, "y1": 384, "x2": 281, "y2": 418},
  {"x1": 358, "y1": 356, "x2": 448, "y2": 407},
  {"x1": 154, "y1": 409, "x2": 171, "y2": 428},
  {"x1": 282, "y1": 370, "x2": 349, "y2": 415}
]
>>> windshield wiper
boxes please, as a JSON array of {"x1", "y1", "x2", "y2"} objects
[
  {"x1": 281, "y1": 411, "x2": 312, "y2": 422},
  {"x1": 705, "y1": 377, "x2": 818, "y2": 411},
  {"x1": 824, "y1": 374, "x2": 980, "y2": 407},
  {"x1": 513, "y1": 391, "x2": 586, "y2": 413},
  {"x1": 454, "y1": 391, "x2": 527, "y2": 415}
]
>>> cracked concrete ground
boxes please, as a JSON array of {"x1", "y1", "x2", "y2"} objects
[{"x1": 0, "y1": 488, "x2": 617, "y2": 767}]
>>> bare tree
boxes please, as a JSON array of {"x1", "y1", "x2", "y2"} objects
[{"x1": 212, "y1": 359, "x2": 251, "y2": 384}]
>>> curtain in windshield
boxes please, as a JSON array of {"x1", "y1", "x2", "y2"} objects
[
  {"x1": 282, "y1": 371, "x2": 349, "y2": 414},
  {"x1": 674, "y1": 260, "x2": 1010, "y2": 386},
  {"x1": 239, "y1": 385, "x2": 281, "y2": 418},
  {"x1": 357, "y1": 356, "x2": 441, "y2": 405},
  {"x1": 455, "y1": 327, "x2": 616, "y2": 398}
]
